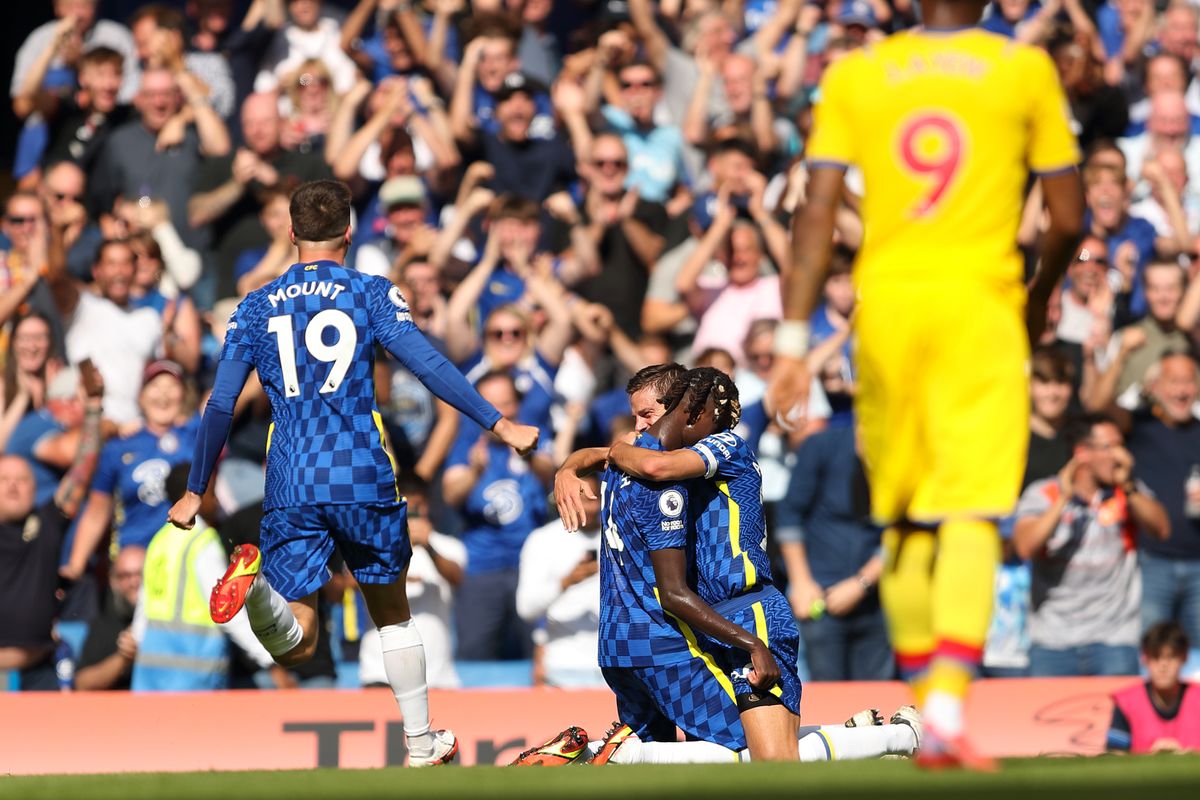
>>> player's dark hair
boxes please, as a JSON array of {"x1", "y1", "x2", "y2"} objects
[
  {"x1": 290, "y1": 180, "x2": 352, "y2": 243},
  {"x1": 626, "y1": 363, "x2": 687, "y2": 402},
  {"x1": 166, "y1": 462, "x2": 192, "y2": 504},
  {"x1": 662, "y1": 367, "x2": 742, "y2": 431},
  {"x1": 1030, "y1": 345, "x2": 1076, "y2": 385},
  {"x1": 1141, "y1": 621, "x2": 1189, "y2": 657}
]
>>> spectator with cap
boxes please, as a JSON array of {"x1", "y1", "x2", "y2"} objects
[
  {"x1": 0, "y1": 361, "x2": 103, "y2": 691},
  {"x1": 74, "y1": 544, "x2": 144, "y2": 691},
  {"x1": 354, "y1": 174, "x2": 436, "y2": 279},
  {"x1": 459, "y1": 71, "x2": 575, "y2": 203},
  {"x1": 189, "y1": 91, "x2": 330, "y2": 299},
  {"x1": 61, "y1": 360, "x2": 198, "y2": 580},
  {"x1": 42, "y1": 237, "x2": 161, "y2": 425},
  {"x1": 450, "y1": 20, "x2": 555, "y2": 145}
]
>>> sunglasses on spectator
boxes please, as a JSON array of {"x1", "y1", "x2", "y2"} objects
[
  {"x1": 747, "y1": 351, "x2": 774, "y2": 365},
  {"x1": 486, "y1": 327, "x2": 527, "y2": 342},
  {"x1": 112, "y1": 570, "x2": 142, "y2": 581},
  {"x1": 50, "y1": 191, "x2": 82, "y2": 203},
  {"x1": 1075, "y1": 255, "x2": 1108, "y2": 266},
  {"x1": 5, "y1": 215, "x2": 37, "y2": 225},
  {"x1": 593, "y1": 158, "x2": 628, "y2": 170},
  {"x1": 621, "y1": 79, "x2": 658, "y2": 90}
]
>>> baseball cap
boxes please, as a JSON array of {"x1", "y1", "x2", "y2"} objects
[
  {"x1": 378, "y1": 175, "x2": 426, "y2": 208},
  {"x1": 142, "y1": 359, "x2": 184, "y2": 387},
  {"x1": 46, "y1": 366, "x2": 81, "y2": 402},
  {"x1": 836, "y1": 0, "x2": 879, "y2": 28},
  {"x1": 495, "y1": 72, "x2": 537, "y2": 103}
]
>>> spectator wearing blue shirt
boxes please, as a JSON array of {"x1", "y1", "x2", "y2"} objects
[
  {"x1": 3, "y1": 364, "x2": 89, "y2": 508},
  {"x1": 445, "y1": 256, "x2": 574, "y2": 435},
  {"x1": 775, "y1": 423, "x2": 892, "y2": 681},
  {"x1": 598, "y1": 61, "x2": 686, "y2": 204},
  {"x1": 1083, "y1": 162, "x2": 1158, "y2": 323},
  {"x1": 61, "y1": 360, "x2": 198, "y2": 580},
  {"x1": 441, "y1": 371, "x2": 552, "y2": 659},
  {"x1": 980, "y1": 0, "x2": 1042, "y2": 38},
  {"x1": 451, "y1": 27, "x2": 555, "y2": 145}
]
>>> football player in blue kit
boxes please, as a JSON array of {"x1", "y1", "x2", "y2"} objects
[
  {"x1": 526, "y1": 367, "x2": 919, "y2": 766},
  {"x1": 168, "y1": 180, "x2": 538, "y2": 767}
]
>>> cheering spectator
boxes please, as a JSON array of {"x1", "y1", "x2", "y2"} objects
[
  {"x1": 10, "y1": 0, "x2": 137, "y2": 117},
  {"x1": 129, "y1": 4, "x2": 236, "y2": 119},
  {"x1": 449, "y1": 23, "x2": 554, "y2": 145},
  {"x1": 1015, "y1": 415, "x2": 1170, "y2": 677},
  {"x1": 354, "y1": 175, "x2": 436, "y2": 279},
  {"x1": 1086, "y1": 262, "x2": 1191, "y2": 408},
  {"x1": 89, "y1": 66, "x2": 231, "y2": 255},
  {"x1": 1129, "y1": 149, "x2": 1198, "y2": 259},
  {"x1": 0, "y1": 361, "x2": 103, "y2": 690},
  {"x1": 0, "y1": 192, "x2": 63, "y2": 345},
  {"x1": 1120, "y1": 91, "x2": 1200, "y2": 187},
  {"x1": 442, "y1": 370, "x2": 551, "y2": 660},
  {"x1": 516, "y1": 474, "x2": 603, "y2": 687},
  {"x1": 254, "y1": 0, "x2": 359, "y2": 96},
  {"x1": 62, "y1": 361, "x2": 198, "y2": 579},
  {"x1": 1026, "y1": 346, "x2": 1077, "y2": 489},
  {"x1": 39, "y1": 161, "x2": 102, "y2": 283},
  {"x1": 575, "y1": 133, "x2": 667, "y2": 340},
  {"x1": 74, "y1": 545, "x2": 144, "y2": 691},
  {"x1": 1120, "y1": 354, "x2": 1200, "y2": 645},
  {"x1": 43, "y1": 237, "x2": 162, "y2": 424},
  {"x1": 1083, "y1": 162, "x2": 1156, "y2": 323},
  {"x1": 0, "y1": 313, "x2": 62, "y2": 448},
  {"x1": 189, "y1": 91, "x2": 330, "y2": 299}
]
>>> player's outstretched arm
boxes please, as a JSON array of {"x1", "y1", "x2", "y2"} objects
[
  {"x1": 608, "y1": 441, "x2": 706, "y2": 483},
  {"x1": 554, "y1": 447, "x2": 608, "y2": 530},
  {"x1": 765, "y1": 165, "x2": 845, "y2": 424},
  {"x1": 1028, "y1": 170, "x2": 1085, "y2": 344},
  {"x1": 169, "y1": 358, "x2": 253, "y2": 530},
  {"x1": 375, "y1": 288, "x2": 539, "y2": 455},
  {"x1": 651, "y1": 547, "x2": 781, "y2": 691}
]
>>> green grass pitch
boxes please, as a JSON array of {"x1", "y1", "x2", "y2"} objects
[{"x1": 4, "y1": 756, "x2": 1200, "y2": 800}]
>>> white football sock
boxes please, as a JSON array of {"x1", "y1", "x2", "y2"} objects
[
  {"x1": 924, "y1": 691, "x2": 964, "y2": 738},
  {"x1": 610, "y1": 737, "x2": 739, "y2": 764},
  {"x1": 378, "y1": 620, "x2": 434, "y2": 758},
  {"x1": 797, "y1": 725, "x2": 918, "y2": 762},
  {"x1": 244, "y1": 576, "x2": 304, "y2": 657}
]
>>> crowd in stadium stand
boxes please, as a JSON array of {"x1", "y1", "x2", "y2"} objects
[{"x1": 1, "y1": 0, "x2": 1199, "y2": 693}]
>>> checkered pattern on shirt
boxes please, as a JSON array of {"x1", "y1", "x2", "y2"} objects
[
  {"x1": 223, "y1": 262, "x2": 409, "y2": 509},
  {"x1": 597, "y1": 436, "x2": 693, "y2": 668},
  {"x1": 687, "y1": 432, "x2": 775, "y2": 606},
  {"x1": 261, "y1": 503, "x2": 411, "y2": 601}
]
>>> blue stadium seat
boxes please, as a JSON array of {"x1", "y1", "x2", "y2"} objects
[{"x1": 455, "y1": 660, "x2": 533, "y2": 688}]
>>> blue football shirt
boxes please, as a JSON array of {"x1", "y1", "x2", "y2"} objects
[
  {"x1": 687, "y1": 431, "x2": 774, "y2": 606},
  {"x1": 220, "y1": 260, "x2": 499, "y2": 509},
  {"x1": 597, "y1": 434, "x2": 693, "y2": 668}
]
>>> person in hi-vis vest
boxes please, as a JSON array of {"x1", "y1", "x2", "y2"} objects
[{"x1": 131, "y1": 464, "x2": 287, "y2": 691}]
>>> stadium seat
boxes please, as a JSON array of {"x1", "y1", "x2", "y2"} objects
[{"x1": 455, "y1": 660, "x2": 534, "y2": 688}]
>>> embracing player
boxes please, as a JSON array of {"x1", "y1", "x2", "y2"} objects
[
  {"x1": 765, "y1": 0, "x2": 1084, "y2": 769},
  {"x1": 531, "y1": 367, "x2": 918, "y2": 765},
  {"x1": 168, "y1": 180, "x2": 538, "y2": 767}
]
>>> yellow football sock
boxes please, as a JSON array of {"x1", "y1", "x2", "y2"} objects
[{"x1": 879, "y1": 526, "x2": 936, "y2": 691}]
